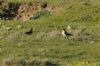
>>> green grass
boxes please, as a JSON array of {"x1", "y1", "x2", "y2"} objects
[{"x1": 0, "y1": 0, "x2": 100, "y2": 66}]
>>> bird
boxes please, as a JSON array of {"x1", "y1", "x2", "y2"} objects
[
  {"x1": 24, "y1": 28, "x2": 33, "y2": 35},
  {"x1": 62, "y1": 28, "x2": 73, "y2": 39}
]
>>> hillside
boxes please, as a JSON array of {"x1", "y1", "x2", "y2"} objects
[{"x1": 0, "y1": 0, "x2": 100, "y2": 66}]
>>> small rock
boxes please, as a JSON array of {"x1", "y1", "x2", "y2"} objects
[
  {"x1": 67, "y1": 25, "x2": 71, "y2": 30},
  {"x1": 90, "y1": 41, "x2": 94, "y2": 44},
  {"x1": 17, "y1": 25, "x2": 23, "y2": 28},
  {"x1": 2, "y1": 26, "x2": 12, "y2": 30},
  {"x1": 5, "y1": 27, "x2": 12, "y2": 30}
]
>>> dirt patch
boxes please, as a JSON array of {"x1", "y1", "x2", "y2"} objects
[
  {"x1": 15, "y1": 2, "x2": 55, "y2": 21},
  {"x1": 15, "y1": 2, "x2": 39, "y2": 21},
  {"x1": 0, "y1": 1, "x2": 56, "y2": 21}
]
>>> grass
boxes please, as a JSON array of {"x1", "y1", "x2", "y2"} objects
[{"x1": 0, "y1": 0, "x2": 100, "y2": 66}]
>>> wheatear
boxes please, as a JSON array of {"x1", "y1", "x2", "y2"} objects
[{"x1": 62, "y1": 28, "x2": 73, "y2": 39}]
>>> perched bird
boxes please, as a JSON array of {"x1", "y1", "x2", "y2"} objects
[
  {"x1": 24, "y1": 28, "x2": 33, "y2": 35},
  {"x1": 62, "y1": 28, "x2": 73, "y2": 39}
]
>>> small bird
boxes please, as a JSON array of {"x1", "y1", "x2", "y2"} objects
[
  {"x1": 24, "y1": 28, "x2": 33, "y2": 35},
  {"x1": 62, "y1": 28, "x2": 73, "y2": 39}
]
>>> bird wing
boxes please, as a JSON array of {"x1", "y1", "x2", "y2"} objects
[{"x1": 65, "y1": 32, "x2": 73, "y2": 36}]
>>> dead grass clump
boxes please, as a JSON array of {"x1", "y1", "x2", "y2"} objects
[{"x1": 73, "y1": 28, "x2": 94, "y2": 42}]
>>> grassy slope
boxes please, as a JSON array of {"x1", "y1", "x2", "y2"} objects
[{"x1": 0, "y1": 0, "x2": 100, "y2": 66}]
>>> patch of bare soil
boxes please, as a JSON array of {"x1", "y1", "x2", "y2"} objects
[
  {"x1": 0, "y1": 1, "x2": 57, "y2": 21},
  {"x1": 15, "y1": 2, "x2": 55, "y2": 21}
]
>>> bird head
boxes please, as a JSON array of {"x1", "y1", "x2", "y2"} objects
[{"x1": 62, "y1": 28, "x2": 65, "y2": 31}]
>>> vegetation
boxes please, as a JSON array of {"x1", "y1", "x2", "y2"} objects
[
  {"x1": 0, "y1": 0, "x2": 100, "y2": 66},
  {"x1": 31, "y1": 10, "x2": 50, "y2": 19}
]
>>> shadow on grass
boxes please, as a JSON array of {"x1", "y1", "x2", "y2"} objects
[{"x1": 4, "y1": 59, "x2": 59, "y2": 66}]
